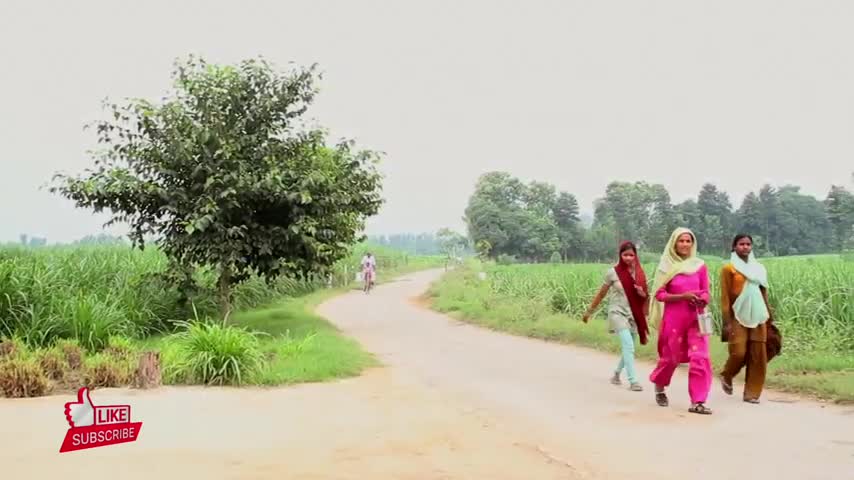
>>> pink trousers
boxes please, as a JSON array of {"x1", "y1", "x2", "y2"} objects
[{"x1": 649, "y1": 311, "x2": 712, "y2": 404}]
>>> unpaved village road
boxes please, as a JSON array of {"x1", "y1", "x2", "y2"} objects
[{"x1": 3, "y1": 269, "x2": 853, "y2": 479}]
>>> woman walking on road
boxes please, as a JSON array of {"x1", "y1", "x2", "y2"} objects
[
  {"x1": 648, "y1": 227, "x2": 714, "y2": 415},
  {"x1": 719, "y1": 233, "x2": 778, "y2": 404},
  {"x1": 582, "y1": 241, "x2": 650, "y2": 392}
]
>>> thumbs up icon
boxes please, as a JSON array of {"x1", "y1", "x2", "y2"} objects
[{"x1": 64, "y1": 387, "x2": 96, "y2": 428}]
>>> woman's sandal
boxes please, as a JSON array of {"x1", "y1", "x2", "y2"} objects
[
  {"x1": 743, "y1": 398, "x2": 760, "y2": 404},
  {"x1": 610, "y1": 373, "x2": 622, "y2": 385},
  {"x1": 719, "y1": 375, "x2": 733, "y2": 395},
  {"x1": 689, "y1": 403, "x2": 713, "y2": 415},
  {"x1": 655, "y1": 391, "x2": 668, "y2": 406},
  {"x1": 629, "y1": 383, "x2": 643, "y2": 392}
]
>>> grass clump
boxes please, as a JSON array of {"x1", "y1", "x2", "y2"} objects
[
  {"x1": 104, "y1": 335, "x2": 137, "y2": 360},
  {"x1": 55, "y1": 338, "x2": 84, "y2": 370},
  {"x1": 0, "y1": 337, "x2": 22, "y2": 358},
  {"x1": 0, "y1": 354, "x2": 51, "y2": 398},
  {"x1": 82, "y1": 352, "x2": 135, "y2": 388},
  {"x1": 231, "y1": 292, "x2": 378, "y2": 386},
  {"x1": 37, "y1": 348, "x2": 70, "y2": 382},
  {"x1": 164, "y1": 321, "x2": 264, "y2": 386}
]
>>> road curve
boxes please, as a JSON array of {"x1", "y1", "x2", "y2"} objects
[{"x1": 317, "y1": 269, "x2": 854, "y2": 480}]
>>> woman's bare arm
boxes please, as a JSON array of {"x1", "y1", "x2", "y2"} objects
[{"x1": 582, "y1": 284, "x2": 610, "y2": 322}]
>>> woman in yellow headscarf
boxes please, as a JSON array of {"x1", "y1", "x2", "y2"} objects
[{"x1": 648, "y1": 227, "x2": 714, "y2": 415}]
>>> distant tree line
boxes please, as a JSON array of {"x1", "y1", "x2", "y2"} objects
[
  {"x1": 18, "y1": 234, "x2": 47, "y2": 247},
  {"x1": 368, "y1": 233, "x2": 443, "y2": 255},
  {"x1": 12, "y1": 233, "x2": 133, "y2": 247},
  {"x1": 73, "y1": 234, "x2": 129, "y2": 246},
  {"x1": 465, "y1": 171, "x2": 854, "y2": 263},
  {"x1": 368, "y1": 230, "x2": 473, "y2": 257}
]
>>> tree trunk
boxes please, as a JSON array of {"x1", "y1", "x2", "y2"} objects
[
  {"x1": 218, "y1": 267, "x2": 232, "y2": 322},
  {"x1": 133, "y1": 351, "x2": 162, "y2": 389}
]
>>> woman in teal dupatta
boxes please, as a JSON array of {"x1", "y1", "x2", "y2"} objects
[{"x1": 719, "y1": 233, "x2": 778, "y2": 403}]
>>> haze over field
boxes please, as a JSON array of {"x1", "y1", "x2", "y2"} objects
[{"x1": 2, "y1": 0, "x2": 854, "y2": 243}]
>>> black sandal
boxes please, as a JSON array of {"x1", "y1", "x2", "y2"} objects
[
  {"x1": 655, "y1": 391, "x2": 669, "y2": 407},
  {"x1": 689, "y1": 403, "x2": 713, "y2": 415}
]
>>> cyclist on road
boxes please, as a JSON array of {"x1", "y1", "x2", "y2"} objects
[{"x1": 360, "y1": 252, "x2": 376, "y2": 293}]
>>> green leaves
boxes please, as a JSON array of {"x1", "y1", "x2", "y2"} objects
[
  {"x1": 186, "y1": 214, "x2": 215, "y2": 234},
  {"x1": 52, "y1": 56, "x2": 384, "y2": 313},
  {"x1": 465, "y1": 172, "x2": 580, "y2": 262}
]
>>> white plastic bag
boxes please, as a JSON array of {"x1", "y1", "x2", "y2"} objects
[
  {"x1": 697, "y1": 311, "x2": 714, "y2": 336},
  {"x1": 355, "y1": 272, "x2": 363, "y2": 282}
]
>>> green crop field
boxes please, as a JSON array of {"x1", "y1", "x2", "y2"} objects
[
  {"x1": 0, "y1": 243, "x2": 443, "y2": 398},
  {"x1": 429, "y1": 255, "x2": 854, "y2": 403}
]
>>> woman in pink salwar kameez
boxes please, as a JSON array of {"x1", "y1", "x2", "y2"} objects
[{"x1": 647, "y1": 227, "x2": 714, "y2": 415}]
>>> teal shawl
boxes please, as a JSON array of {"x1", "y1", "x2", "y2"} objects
[{"x1": 731, "y1": 251, "x2": 769, "y2": 328}]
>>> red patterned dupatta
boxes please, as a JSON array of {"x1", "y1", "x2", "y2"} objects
[{"x1": 614, "y1": 241, "x2": 650, "y2": 344}]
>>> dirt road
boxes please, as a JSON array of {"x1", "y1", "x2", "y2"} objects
[{"x1": 3, "y1": 269, "x2": 853, "y2": 479}]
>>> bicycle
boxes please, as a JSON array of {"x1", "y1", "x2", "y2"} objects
[{"x1": 362, "y1": 269, "x2": 375, "y2": 293}]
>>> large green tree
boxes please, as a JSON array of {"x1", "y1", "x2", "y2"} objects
[
  {"x1": 593, "y1": 182, "x2": 646, "y2": 243},
  {"x1": 436, "y1": 228, "x2": 469, "y2": 263},
  {"x1": 694, "y1": 183, "x2": 734, "y2": 255},
  {"x1": 554, "y1": 192, "x2": 583, "y2": 260},
  {"x1": 464, "y1": 172, "x2": 580, "y2": 262},
  {"x1": 51, "y1": 56, "x2": 384, "y2": 316},
  {"x1": 825, "y1": 185, "x2": 854, "y2": 250},
  {"x1": 773, "y1": 186, "x2": 833, "y2": 255},
  {"x1": 757, "y1": 184, "x2": 781, "y2": 254},
  {"x1": 464, "y1": 172, "x2": 527, "y2": 259},
  {"x1": 593, "y1": 181, "x2": 674, "y2": 252},
  {"x1": 642, "y1": 184, "x2": 677, "y2": 253},
  {"x1": 734, "y1": 192, "x2": 766, "y2": 249}
]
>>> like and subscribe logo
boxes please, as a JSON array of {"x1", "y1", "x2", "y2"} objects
[{"x1": 59, "y1": 387, "x2": 143, "y2": 453}]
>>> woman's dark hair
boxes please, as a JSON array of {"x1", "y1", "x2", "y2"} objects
[
  {"x1": 619, "y1": 241, "x2": 637, "y2": 254},
  {"x1": 731, "y1": 233, "x2": 753, "y2": 251}
]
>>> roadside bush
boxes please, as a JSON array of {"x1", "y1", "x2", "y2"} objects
[
  {"x1": 496, "y1": 254, "x2": 518, "y2": 265},
  {"x1": 0, "y1": 337, "x2": 21, "y2": 358},
  {"x1": 55, "y1": 338, "x2": 84, "y2": 370},
  {"x1": 104, "y1": 335, "x2": 137, "y2": 360},
  {"x1": 0, "y1": 356, "x2": 51, "y2": 398},
  {"x1": 165, "y1": 321, "x2": 264, "y2": 386},
  {"x1": 83, "y1": 352, "x2": 134, "y2": 388},
  {"x1": 37, "y1": 348, "x2": 70, "y2": 382}
]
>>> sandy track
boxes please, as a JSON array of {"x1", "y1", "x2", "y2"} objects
[{"x1": 3, "y1": 269, "x2": 853, "y2": 479}]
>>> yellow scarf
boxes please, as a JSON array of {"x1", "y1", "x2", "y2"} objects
[{"x1": 647, "y1": 227, "x2": 706, "y2": 330}]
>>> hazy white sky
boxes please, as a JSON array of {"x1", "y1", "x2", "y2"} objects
[{"x1": 1, "y1": 0, "x2": 853, "y2": 243}]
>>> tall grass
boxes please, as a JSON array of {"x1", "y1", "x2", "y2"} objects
[
  {"x1": 0, "y1": 242, "x2": 442, "y2": 397},
  {"x1": 162, "y1": 321, "x2": 265, "y2": 386},
  {"x1": 485, "y1": 254, "x2": 854, "y2": 354},
  {"x1": 0, "y1": 243, "x2": 428, "y2": 351}
]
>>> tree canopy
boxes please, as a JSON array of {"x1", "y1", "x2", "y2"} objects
[
  {"x1": 464, "y1": 172, "x2": 582, "y2": 262},
  {"x1": 436, "y1": 228, "x2": 469, "y2": 261},
  {"x1": 464, "y1": 171, "x2": 854, "y2": 262},
  {"x1": 51, "y1": 56, "x2": 384, "y2": 314}
]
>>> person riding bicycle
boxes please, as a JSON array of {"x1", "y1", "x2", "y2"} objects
[{"x1": 360, "y1": 252, "x2": 376, "y2": 291}]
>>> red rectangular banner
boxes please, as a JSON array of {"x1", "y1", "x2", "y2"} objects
[{"x1": 59, "y1": 422, "x2": 143, "y2": 453}]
